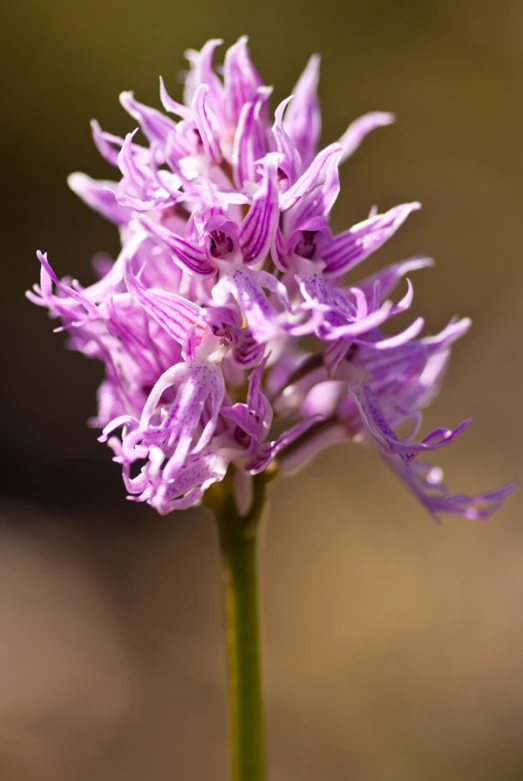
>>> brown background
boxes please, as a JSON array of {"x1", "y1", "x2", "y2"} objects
[{"x1": 2, "y1": 1, "x2": 523, "y2": 779}]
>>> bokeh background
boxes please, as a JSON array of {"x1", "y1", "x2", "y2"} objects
[{"x1": 2, "y1": 1, "x2": 523, "y2": 779}]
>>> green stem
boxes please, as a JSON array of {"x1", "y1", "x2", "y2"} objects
[
  {"x1": 207, "y1": 473, "x2": 268, "y2": 781},
  {"x1": 219, "y1": 519, "x2": 264, "y2": 781}
]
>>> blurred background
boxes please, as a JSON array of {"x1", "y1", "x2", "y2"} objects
[{"x1": 2, "y1": 0, "x2": 523, "y2": 779}]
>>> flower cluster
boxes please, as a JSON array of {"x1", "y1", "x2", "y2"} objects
[{"x1": 29, "y1": 37, "x2": 513, "y2": 518}]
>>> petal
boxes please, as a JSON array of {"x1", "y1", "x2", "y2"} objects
[
  {"x1": 140, "y1": 360, "x2": 225, "y2": 474},
  {"x1": 352, "y1": 255, "x2": 433, "y2": 302},
  {"x1": 271, "y1": 96, "x2": 302, "y2": 184},
  {"x1": 169, "y1": 362, "x2": 225, "y2": 467},
  {"x1": 213, "y1": 266, "x2": 290, "y2": 342},
  {"x1": 323, "y1": 202, "x2": 421, "y2": 278},
  {"x1": 388, "y1": 458, "x2": 516, "y2": 521},
  {"x1": 239, "y1": 155, "x2": 279, "y2": 264},
  {"x1": 266, "y1": 347, "x2": 309, "y2": 397},
  {"x1": 387, "y1": 278, "x2": 415, "y2": 316},
  {"x1": 68, "y1": 173, "x2": 132, "y2": 226},
  {"x1": 159, "y1": 76, "x2": 193, "y2": 119},
  {"x1": 293, "y1": 267, "x2": 393, "y2": 340},
  {"x1": 147, "y1": 448, "x2": 229, "y2": 514},
  {"x1": 417, "y1": 420, "x2": 472, "y2": 449},
  {"x1": 232, "y1": 329, "x2": 265, "y2": 368},
  {"x1": 232, "y1": 87, "x2": 272, "y2": 188},
  {"x1": 421, "y1": 317, "x2": 472, "y2": 354},
  {"x1": 246, "y1": 358, "x2": 273, "y2": 439},
  {"x1": 358, "y1": 318, "x2": 472, "y2": 398},
  {"x1": 139, "y1": 362, "x2": 188, "y2": 429},
  {"x1": 91, "y1": 120, "x2": 124, "y2": 167},
  {"x1": 323, "y1": 339, "x2": 351, "y2": 375},
  {"x1": 119, "y1": 91, "x2": 178, "y2": 147},
  {"x1": 164, "y1": 450, "x2": 229, "y2": 511},
  {"x1": 301, "y1": 380, "x2": 346, "y2": 418},
  {"x1": 165, "y1": 452, "x2": 229, "y2": 512},
  {"x1": 295, "y1": 265, "x2": 353, "y2": 315},
  {"x1": 280, "y1": 143, "x2": 343, "y2": 212},
  {"x1": 351, "y1": 381, "x2": 473, "y2": 462},
  {"x1": 247, "y1": 415, "x2": 322, "y2": 473},
  {"x1": 140, "y1": 215, "x2": 215, "y2": 276},
  {"x1": 283, "y1": 54, "x2": 321, "y2": 168},
  {"x1": 284, "y1": 150, "x2": 341, "y2": 235},
  {"x1": 324, "y1": 302, "x2": 394, "y2": 340},
  {"x1": 116, "y1": 130, "x2": 157, "y2": 211},
  {"x1": 223, "y1": 36, "x2": 263, "y2": 125},
  {"x1": 102, "y1": 293, "x2": 167, "y2": 381},
  {"x1": 350, "y1": 381, "x2": 406, "y2": 455},
  {"x1": 29, "y1": 251, "x2": 99, "y2": 320},
  {"x1": 77, "y1": 251, "x2": 127, "y2": 306},
  {"x1": 123, "y1": 238, "x2": 205, "y2": 345},
  {"x1": 221, "y1": 403, "x2": 260, "y2": 440},
  {"x1": 99, "y1": 414, "x2": 138, "y2": 443},
  {"x1": 183, "y1": 39, "x2": 224, "y2": 110},
  {"x1": 277, "y1": 421, "x2": 349, "y2": 473},
  {"x1": 192, "y1": 84, "x2": 222, "y2": 163},
  {"x1": 338, "y1": 111, "x2": 395, "y2": 164},
  {"x1": 361, "y1": 316, "x2": 425, "y2": 350}
]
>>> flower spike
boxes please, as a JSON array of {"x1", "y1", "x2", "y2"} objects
[{"x1": 30, "y1": 36, "x2": 513, "y2": 519}]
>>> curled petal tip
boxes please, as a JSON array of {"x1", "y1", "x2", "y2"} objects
[
  {"x1": 67, "y1": 171, "x2": 83, "y2": 189},
  {"x1": 118, "y1": 90, "x2": 133, "y2": 106},
  {"x1": 380, "y1": 111, "x2": 396, "y2": 124}
]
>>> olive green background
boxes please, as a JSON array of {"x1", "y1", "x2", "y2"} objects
[{"x1": 2, "y1": 1, "x2": 523, "y2": 779}]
